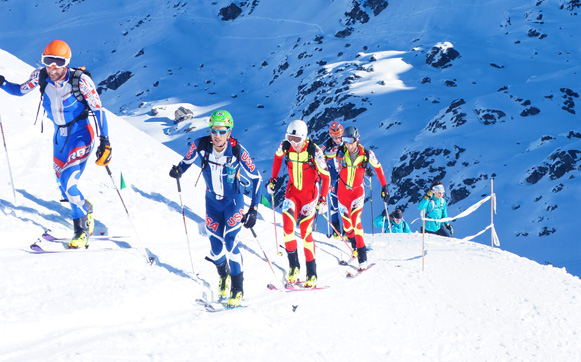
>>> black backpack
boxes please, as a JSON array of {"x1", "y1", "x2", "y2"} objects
[
  {"x1": 197, "y1": 135, "x2": 242, "y2": 171},
  {"x1": 281, "y1": 139, "x2": 318, "y2": 169},
  {"x1": 38, "y1": 66, "x2": 92, "y2": 105},
  {"x1": 35, "y1": 67, "x2": 96, "y2": 149}
]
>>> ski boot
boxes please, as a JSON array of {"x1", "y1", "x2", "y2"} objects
[
  {"x1": 331, "y1": 220, "x2": 342, "y2": 239},
  {"x1": 357, "y1": 246, "x2": 368, "y2": 271},
  {"x1": 68, "y1": 214, "x2": 91, "y2": 249},
  {"x1": 216, "y1": 261, "x2": 230, "y2": 301},
  {"x1": 304, "y1": 260, "x2": 317, "y2": 288},
  {"x1": 85, "y1": 200, "x2": 94, "y2": 236},
  {"x1": 286, "y1": 250, "x2": 300, "y2": 284},
  {"x1": 227, "y1": 272, "x2": 244, "y2": 308},
  {"x1": 348, "y1": 236, "x2": 358, "y2": 258}
]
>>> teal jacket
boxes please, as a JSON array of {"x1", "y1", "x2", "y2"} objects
[
  {"x1": 417, "y1": 196, "x2": 448, "y2": 232},
  {"x1": 373, "y1": 214, "x2": 411, "y2": 233}
]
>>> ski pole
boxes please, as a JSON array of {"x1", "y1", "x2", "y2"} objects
[
  {"x1": 250, "y1": 227, "x2": 284, "y2": 289},
  {"x1": 320, "y1": 211, "x2": 354, "y2": 257},
  {"x1": 271, "y1": 193, "x2": 282, "y2": 256},
  {"x1": 175, "y1": 177, "x2": 214, "y2": 302},
  {"x1": 176, "y1": 177, "x2": 197, "y2": 276},
  {"x1": 105, "y1": 165, "x2": 155, "y2": 264},
  {"x1": 366, "y1": 176, "x2": 375, "y2": 244},
  {"x1": 0, "y1": 115, "x2": 16, "y2": 202},
  {"x1": 383, "y1": 202, "x2": 392, "y2": 234}
]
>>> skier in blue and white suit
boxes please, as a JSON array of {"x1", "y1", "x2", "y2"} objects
[
  {"x1": 169, "y1": 110, "x2": 261, "y2": 308},
  {"x1": 0, "y1": 40, "x2": 111, "y2": 249}
]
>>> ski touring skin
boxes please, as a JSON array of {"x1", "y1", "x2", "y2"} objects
[{"x1": 346, "y1": 263, "x2": 376, "y2": 278}]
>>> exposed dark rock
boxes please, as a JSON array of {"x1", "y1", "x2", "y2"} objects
[
  {"x1": 97, "y1": 71, "x2": 133, "y2": 93},
  {"x1": 520, "y1": 106, "x2": 541, "y2": 116},
  {"x1": 219, "y1": 3, "x2": 242, "y2": 21},
  {"x1": 426, "y1": 43, "x2": 460, "y2": 69},
  {"x1": 336, "y1": 28, "x2": 354, "y2": 38},
  {"x1": 475, "y1": 108, "x2": 507, "y2": 125},
  {"x1": 560, "y1": 87, "x2": 578, "y2": 114},
  {"x1": 365, "y1": 0, "x2": 388, "y2": 15},
  {"x1": 525, "y1": 166, "x2": 548, "y2": 184},
  {"x1": 425, "y1": 99, "x2": 467, "y2": 132}
]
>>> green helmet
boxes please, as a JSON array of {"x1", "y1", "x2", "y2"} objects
[{"x1": 209, "y1": 110, "x2": 234, "y2": 128}]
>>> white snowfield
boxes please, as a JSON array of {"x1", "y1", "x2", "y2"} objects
[{"x1": 1, "y1": 51, "x2": 581, "y2": 362}]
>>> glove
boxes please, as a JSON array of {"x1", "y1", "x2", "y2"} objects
[
  {"x1": 381, "y1": 184, "x2": 390, "y2": 203},
  {"x1": 365, "y1": 167, "x2": 374, "y2": 177},
  {"x1": 241, "y1": 206, "x2": 257, "y2": 229},
  {"x1": 445, "y1": 223, "x2": 454, "y2": 235},
  {"x1": 169, "y1": 165, "x2": 182, "y2": 179},
  {"x1": 266, "y1": 177, "x2": 277, "y2": 195},
  {"x1": 95, "y1": 137, "x2": 112, "y2": 166},
  {"x1": 316, "y1": 196, "x2": 327, "y2": 211},
  {"x1": 0, "y1": 75, "x2": 5, "y2": 86},
  {"x1": 424, "y1": 190, "x2": 434, "y2": 200}
]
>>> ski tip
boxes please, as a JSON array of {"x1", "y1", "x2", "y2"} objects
[
  {"x1": 338, "y1": 260, "x2": 348, "y2": 265},
  {"x1": 266, "y1": 283, "x2": 277, "y2": 290}
]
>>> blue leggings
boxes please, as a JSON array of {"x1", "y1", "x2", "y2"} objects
[
  {"x1": 205, "y1": 192, "x2": 244, "y2": 276},
  {"x1": 53, "y1": 123, "x2": 94, "y2": 219}
]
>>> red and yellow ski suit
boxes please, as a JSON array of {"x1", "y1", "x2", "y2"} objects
[
  {"x1": 271, "y1": 140, "x2": 330, "y2": 262},
  {"x1": 335, "y1": 143, "x2": 387, "y2": 250}
]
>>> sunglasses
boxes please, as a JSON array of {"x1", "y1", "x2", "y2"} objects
[
  {"x1": 210, "y1": 128, "x2": 230, "y2": 135},
  {"x1": 287, "y1": 135, "x2": 303, "y2": 143},
  {"x1": 42, "y1": 55, "x2": 69, "y2": 68},
  {"x1": 343, "y1": 136, "x2": 357, "y2": 144}
]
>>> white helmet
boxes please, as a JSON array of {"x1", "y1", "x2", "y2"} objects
[{"x1": 286, "y1": 120, "x2": 308, "y2": 143}]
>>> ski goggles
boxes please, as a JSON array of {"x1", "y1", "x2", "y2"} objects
[
  {"x1": 342, "y1": 136, "x2": 357, "y2": 144},
  {"x1": 287, "y1": 135, "x2": 304, "y2": 143},
  {"x1": 432, "y1": 184, "x2": 445, "y2": 193},
  {"x1": 210, "y1": 128, "x2": 230, "y2": 135},
  {"x1": 41, "y1": 55, "x2": 70, "y2": 68}
]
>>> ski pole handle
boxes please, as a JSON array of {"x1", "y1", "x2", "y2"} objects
[
  {"x1": 251, "y1": 228, "x2": 258, "y2": 238},
  {"x1": 176, "y1": 177, "x2": 182, "y2": 193}
]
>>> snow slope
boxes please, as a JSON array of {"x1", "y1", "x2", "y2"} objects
[
  {"x1": 1, "y1": 0, "x2": 580, "y2": 277},
  {"x1": 1, "y1": 49, "x2": 581, "y2": 362}
]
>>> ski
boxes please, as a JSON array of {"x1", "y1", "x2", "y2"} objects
[
  {"x1": 284, "y1": 284, "x2": 330, "y2": 292},
  {"x1": 29, "y1": 242, "x2": 117, "y2": 253},
  {"x1": 42, "y1": 232, "x2": 127, "y2": 242},
  {"x1": 195, "y1": 297, "x2": 247, "y2": 312},
  {"x1": 346, "y1": 263, "x2": 376, "y2": 278}
]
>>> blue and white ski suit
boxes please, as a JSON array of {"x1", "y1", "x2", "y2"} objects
[
  {"x1": 1, "y1": 68, "x2": 109, "y2": 219},
  {"x1": 177, "y1": 136, "x2": 262, "y2": 276}
]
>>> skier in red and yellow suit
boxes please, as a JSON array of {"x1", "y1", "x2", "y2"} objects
[
  {"x1": 267, "y1": 120, "x2": 330, "y2": 287},
  {"x1": 335, "y1": 127, "x2": 389, "y2": 270}
]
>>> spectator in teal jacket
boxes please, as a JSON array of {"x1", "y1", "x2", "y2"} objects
[
  {"x1": 373, "y1": 209, "x2": 411, "y2": 233},
  {"x1": 417, "y1": 180, "x2": 453, "y2": 237}
]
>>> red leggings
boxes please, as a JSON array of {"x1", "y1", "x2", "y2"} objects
[{"x1": 281, "y1": 186, "x2": 318, "y2": 262}]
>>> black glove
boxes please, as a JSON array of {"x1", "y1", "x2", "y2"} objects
[
  {"x1": 241, "y1": 206, "x2": 257, "y2": 229},
  {"x1": 0, "y1": 75, "x2": 5, "y2": 86},
  {"x1": 365, "y1": 167, "x2": 374, "y2": 177},
  {"x1": 95, "y1": 137, "x2": 112, "y2": 166},
  {"x1": 266, "y1": 177, "x2": 277, "y2": 195},
  {"x1": 445, "y1": 223, "x2": 454, "y2": 235},
  {"x1": 381, "y1": 184, "x2": 390, "y2": 203},
  {"x1": 169, "y1": 165, "x2": 182, "y2": 179},
  {"x1": 424, "y1": 190, "x2": 434, "y2": 200}
]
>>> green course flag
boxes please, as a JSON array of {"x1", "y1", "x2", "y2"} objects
[
  {"x1": 120, "y1": 172, "x2": 126, "y2": 190},
  {"x1": 260, "y1": 194, "x2": 271, "y2": 207}
]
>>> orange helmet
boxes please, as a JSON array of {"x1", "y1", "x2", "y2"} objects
[
  {"x1": 42, "y1": 40, "x2": 71, "y2": 68},
  {"x1": 329, "y1": 122, "x2": 344, "y2": 137}
]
